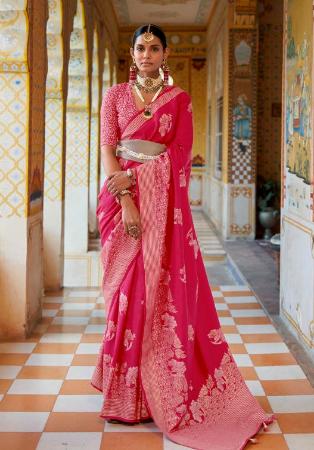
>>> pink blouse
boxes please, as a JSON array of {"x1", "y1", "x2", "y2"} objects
[{"x1": 100, "y1": 82, "x2": 173, "y2": 147}]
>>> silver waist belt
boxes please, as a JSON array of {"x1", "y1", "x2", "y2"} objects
[{"x1": 116, "y1": 139, "x2": 166, "y2": 163}]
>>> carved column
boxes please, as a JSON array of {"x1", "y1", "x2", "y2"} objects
[{"x1": 224, "y1": 0, "x2": 258, "y2": 239}]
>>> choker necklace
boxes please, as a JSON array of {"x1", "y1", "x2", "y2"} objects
[
  {"x1": 136, "y1": 74, "x2": 163, "y2": 93},
  {"x1": 134, "y1": 83, "x2": 164, "y2": 119}
]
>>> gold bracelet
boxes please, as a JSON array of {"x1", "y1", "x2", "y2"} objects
[{"x1": 116, "y1": 189, "x2": 132, "y2": 205}]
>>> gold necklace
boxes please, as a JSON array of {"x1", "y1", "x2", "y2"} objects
[
  {"x1": 134, "y1": 84, "x2": 163, "y2": 119},
  {"x1": 136, "y1": 74, "x2": 163, "y2": 93}
]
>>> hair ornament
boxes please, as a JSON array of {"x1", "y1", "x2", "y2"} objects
[{"x1": 143, "y1": 24, "x2": 154, "y2": 42}]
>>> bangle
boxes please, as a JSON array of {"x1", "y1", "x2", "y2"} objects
[
  {"x1": 116, "y1": 189, "x2": 132, "y2": 204},
  {"x1": 119, "y1": 189, "x2": 132, "y2": 196}
]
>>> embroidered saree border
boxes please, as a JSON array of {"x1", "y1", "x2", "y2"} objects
[
  {"x1": 122, "y1": 86, "x2": 184, "y2": 140},
  {"x1": 138, "y1": 154, "x2": 171, "y2": 430}
]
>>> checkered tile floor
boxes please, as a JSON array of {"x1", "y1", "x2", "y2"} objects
[
  {"x1": 0, "y1": 285, "x2": 313, "y2": 450},
  {"x1": 193, "y1": 212, "x2": 226, "y2": 262}
]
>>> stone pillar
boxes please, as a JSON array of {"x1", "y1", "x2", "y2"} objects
[
  {"x1": 88, "y1": 31, "x2": 100, "y2": 237},
  {"x1": 223, "y1": 0, "x2": 258, "y2": 239},
  {"x1": 63, "y1": 0, "x2": 90, "y2": 284},
  {"x1": 0, "y1": 0, "x2": 48, "y2": 339},
  {"x1": 43, "y1": 0, "x2": 65, "y2": 290}
]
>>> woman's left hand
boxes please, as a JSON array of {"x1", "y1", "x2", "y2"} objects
[{"x1": 106, "y1": 171, "x2": 131, "y2": 196}]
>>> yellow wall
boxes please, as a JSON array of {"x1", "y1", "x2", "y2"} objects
[{"x1": 206, "y1": 0, "x2": 229, "y2": 182}]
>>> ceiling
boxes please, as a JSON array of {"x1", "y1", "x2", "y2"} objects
[{"x1": 111, "y1": 0, "x2": 215, "y2": 28}]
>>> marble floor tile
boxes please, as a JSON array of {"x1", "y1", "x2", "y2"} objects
[
  {"x1": 53, "y1": 395, "x2": 103, "y2": 412},
  {"x1": 233, "y1": 354, "x2": 253, "y2": 367},
  {"x1": 52, "y1": 316, "x2": 90, "y2": 325},
  {"x1": 76, "y1": 343, "x2": 101, "y2": 354},
  {"x1": 61, "y1": 303, "x2": 95, "y2": 310},
  {"x1": 85, "y1": 325, "x2": 105, "y2": 334},
  {"x1": 255, "y1": 365, "x2": 306, "y2": 381},
  {"x1": 245, "y1": 380, "x2": 266, "y2": 396},
  {"x1": 284, "y1": 433, "x2": 314, "y2": 450},
  {"x1": 8, "y1": 379, "x2": 63, "y2": 395},
  {"x1": 0, "y1": 365, "x2": 21, "y2": 379},
  {"x1": 0, "y1": 343, "x2": 36, "y2": 354},
  {"x1": 245, "y1": 343, "x2": 289, "y2": 354},
  {"x1": 42, "y1": 310, "x2": 59, "y2": 317},
  {"x1": 225, "y1": 296, "x2": 258, "y2": 304},
  {"x1": 68, "y1": 291, "x2": 100, "y2": 297},
  {"x1": 39, "y1": 333, "x2": 82, "y2": 343},
  {"x1": 91, "y1": 310, "x2": 106, "y2": 317},
  {"x1": 37, "y1": 432, "x2": 102, "y2": 450},
  {"x1": 268, "y1": 395, "x2": 314, "y2": 413},
  {"x1": 230, "y1": 309, "x2": 267, "y2": 317},
  {"x1": 101, "y1": 432, "x2": 164, "y2": 450},
  {"x1": 224, "y1": 334, "x2": 243, "y2": 343},
  {"x1": 66, "y1": 366, "x2": 95, "y2": 380},
  {"x1": 44, "y1": 412, "x2": 104, "y2": 432},
  {"x1": 25, "y1": 353, "x2": 74, "y2": 366},
  {"x1": 219, "y1": 317, "x2": 235, "y2": 325},
  {"x1": 163, "y1": 435, "x2": 191, "y2": 450},
  {"x1": 0, "y1": 412, "x2": 49, "y2": 431},
  {"x1": 237, "y1": 324, "x2": 276, "y2": 334},
  {"x1": 0, "y1": 394, "x2": 56, "y2": 411},
  {"x1": 104, "y1": 421, "x2": 160, "y2": 433}
]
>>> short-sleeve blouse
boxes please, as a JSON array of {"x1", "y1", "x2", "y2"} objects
[{"x1": 100, "y1": 82, "x2": 173, "y2": 147}]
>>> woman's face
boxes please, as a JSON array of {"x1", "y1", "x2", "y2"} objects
[{"x1": 130, "y1": 34, "x2": 169, "y2": 77}]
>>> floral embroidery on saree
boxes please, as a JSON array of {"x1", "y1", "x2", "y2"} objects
[
  {"x1": 179, "y1": 168, "x2": 187, "y2": 187},
  {"x1": 119, "y1": 292, "x2": 128, "y2": 314},
  {"x1": 187, "y1": 228, "x2": 200, "y2": 259},
  {"x1": 188, "y1": 325, "x2": 195, "y2": 341},
  {"x1": 159, "y1": 113, "x2": 173, "y2": 136},
  {"x1": 93, "y1": 349, "x2": 151, "y2": 421},
  {"x1": 174, "y1": 208, "x2": 183, "y2": 225},
  {"x1": 208, "y1": 328, "x2": 226, "y2": 345},
  {"x1": 179, "y1": 265, "x2": 186, "y2": 283},
  {"x1": 124, "y1": 329, "x2": 136, "y2": 351},
  {"x1": 105, "y1": 320, "x2": 116, "y2": 341},
  {"x1": 179, "y1": 352, "x2": 244, "y2": 428}
]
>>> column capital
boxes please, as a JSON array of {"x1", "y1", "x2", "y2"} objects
[{"x1": 229, "y1": 0, "x2": 258, "y2": 28}]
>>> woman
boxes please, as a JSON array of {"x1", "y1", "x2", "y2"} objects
[{"x1": 91, "y1": 24, "x2": 274, "y2": 450}]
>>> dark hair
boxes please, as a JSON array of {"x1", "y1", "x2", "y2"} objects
[{"x1": 131, "y1": 24, "x2": 167, "y2": 49}]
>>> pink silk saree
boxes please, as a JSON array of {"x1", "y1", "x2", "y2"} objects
[{"x1": 91, "y1": 84, "x2": 274, "y2": 450}]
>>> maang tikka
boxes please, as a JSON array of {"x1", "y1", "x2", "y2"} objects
[{"x1": 143, "y1": 24, "x2": 154, "y2": 42}]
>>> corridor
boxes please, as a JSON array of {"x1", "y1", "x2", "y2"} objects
[
  {"x1": 1, "y1": 0, "x2": 314, "y2": 449},
  {"x1": 0, "y1": 216, "x2": 313, "y2": 450}
]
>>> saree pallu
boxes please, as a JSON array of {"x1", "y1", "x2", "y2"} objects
[{"x1": 91, "y1": 86, "x2": 274, "y2": 450}]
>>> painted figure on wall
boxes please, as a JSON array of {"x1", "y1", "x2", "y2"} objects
[
  {"x1": 286, "y1": 20, "x2": 312, "y2": 184},
  {"x1": 233, "y1": 94, "x2": 252, "y2": 151},
  {"x1": 284, "y1": 0, "x2": 312, "y2": 220}
]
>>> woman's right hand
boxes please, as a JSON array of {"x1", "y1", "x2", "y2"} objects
[{"x1": 120, "y1": 196, "x2": 142, "y2": 240}]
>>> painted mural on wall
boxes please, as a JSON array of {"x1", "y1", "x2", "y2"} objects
[
  {"x1": 229, "y1": 30, "x2": 256, "y2": 188},
  {"x1": 284, "y1": 0, "x2": 312, "y2": 219},
  {"x1": 231, "y1": 94, "x2": 253, "y2": 185}
]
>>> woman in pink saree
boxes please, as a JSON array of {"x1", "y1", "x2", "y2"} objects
[{"x1": 91, "y1": 24, "x2": 274, "y2": 450}]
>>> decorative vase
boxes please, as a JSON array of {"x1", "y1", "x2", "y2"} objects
[{"x1": 258, "y1": 207, "x2": 279, "y2": 240}]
